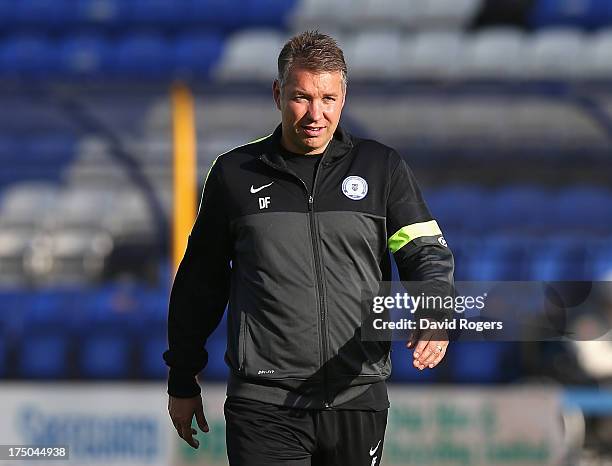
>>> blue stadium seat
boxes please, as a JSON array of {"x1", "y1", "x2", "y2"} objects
[
  {"x1": 24, "y1": 134, "x2": 76, "y2": 163},
  {"x1": 114, "y1": 34, "x2": 173, "y2": 78},
  {"x1": 0, "y1": 135, "x2": 18, "y2": 162},
  {"x1": 529, "y1": 0, "x2": 607, "y2": 30},
  {"x1": 0, "y1": 35, "x2": 57, "y2": 77},
  {"x1": 188, "y1": 0, "x2": 245, "y2": 29},
  {"x1": 449, "y1": 341, "x2": 510, "y2": 383},
  {"x1": 80, "y1": 284, "x2": 145, "y2": 332},
  {"x1": 18, "y1": 331, "x2": 70, "y2": 378},
  {"x1": 80, "y1": 332, "x2": 131, "y2": 378},
  {"x1": 59, "y1": 35, "x2": 112, "y2": 77},
  {"x1": 427, "y1": 185, "x2": 487, "y2": 234},
  {"x1": 448, "y1": 237, "x2": 479, "y2": 281},
  {"x1": 140, "y1": 329, "x2": 168, "y2": 379},
  {"x1": 489, "y1": 186, "x2": 551, "y2": 233},
  {"x1": 14, "y1": 0, "x2": 73, "y2": 28},
  {"x1": 591, "y1": 242, "x2": 612, "y2": 279},
  {"x1": 245, "y1": 0, "x2": 298, "y2": 27},
  {"x1": 0, "y1": 335, "x2": 6, "y2": 377},
  {"x1": 469, "y1": 235, "x2": 533, "y2": 280},
  {"x1": 174, "y1": 33, "x2": 224, "y2": 77},
  {"x1": 529, "y1": 236, "x2": 590, "y2": 280},
  {"x1": 0, "y1": 1, "x2": 17, "y2": 26},
  {"x1": 75, "y1": 0, "x2": 129, "y2": 26},
  {"x1": 126, "y1": 0, "x2": 184, "y2": 26},
  {"x1": 555, "y1": 186, "x2": 612, "y2": 234}
]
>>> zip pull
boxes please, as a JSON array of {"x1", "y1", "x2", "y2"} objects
[{"x1": 308, "y1": 195, "x2": 314, "y2": 210}]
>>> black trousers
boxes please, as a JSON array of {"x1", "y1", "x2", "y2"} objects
[{"x1": 224, "y1": 396, "x2": 388, "y2": 466}]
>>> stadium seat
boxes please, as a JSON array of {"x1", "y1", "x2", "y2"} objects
[
  {"x1": 18, "y1": 330, "x2": 70, "y2": 378},
  {"x1": 0, "y1": 182, "x2": 59, "y2": 229},
  {"x1": 523, "y1": 29, "x2": 588, "y2": 79},
  {"x1": 0, "y1": 335, "x2": 6, "y2": 377},
  {"x1": 289, "y1": 0, "x2": 353, "y2": 31},
  {"x1": 213, "y1": 29, "x2": 286, "y2": 82},
  {"x1": 343, "y1": 0, "x2": 407, "y2": 28},
  {"x1": 13, "y1": 0, "x2": 73, "y2": 29},
  {"x1": 0, "y1": 35, "x2": 57, "y2": 77},
  {"x1": 74, "y1": 0, "x2": 128, "y2": 26},
  {"x1": 489, "y1": 185, "x2": 551, "y2": 233},
  {"x1": 591, "y1": 242, "x2": 612, "y2": 279},
  {"x1": 529, "y1": 236, "x2": 590, "y2": 280},
  {"x1": 113, "y1": 34, "x2": 174, "y2": 78},
  {"x1": 245, "y1": 0, "x2": 298, "y2": 28},
  {"x1": 468, "y1": 235, "x2": 533, "y2": 280},
  {"x1": 459, "y1": 28, "x2": 527, "y2": 79},
  {"x1": 529, "y1": 0, "x2": 605, "y2": 30},
  {"x1": 0, "y1": 134, "x2": 17, "y2": 161},
  {"x1": 79, "y1": 332, "x2": 131, "y2": 378},
  {"x1": 140, "y1": 331, "x2": 168, "y2": 378},
  {"x1": 427, "y1": 185, "x2": 487, "y2": 233},
  {"x1": 42, "y1": 188, "x2": 115, "y2": 230},
  {"x1": 174, "y1": 33, "x2": 224, "y2": 78},
  {"x1": 125, "y1": 0, "x2": 183, "y2": 26},
  {"x1": 58, "y1": 35, "x2": 111, "y2": 77},
  {"x1": 554, "y1": 186, "x2": 612, "y2": 233},
  {"x1": 449, "y1": 341, "x2": 512, "y2": 383},
  {"x1": 188, "y1": 0, "x2": 245, "y2": 30},
  {"x1": 24, "y1": 134, "x2": 76, "y2": 166},
  {"x1": 584, "y1": 29, "x2": 612, "y2": 78},
  {"x1": 345, "y1": 31, "x2": 402, "y2": 80},
  {"x1": 399, "y1": 32, "x2": 467, "y2": 80},
  {"x1": 28, "y1": 228, "x2": 113, "y2": 285},
  {"x1": 0, "y1": 227, "x2": 35, "y2": 286},
  {"x1": 403, "y1": 0, "x2": 483, "y2": 30}
]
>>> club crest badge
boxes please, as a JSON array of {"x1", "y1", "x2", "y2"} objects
[{"x1": 341, "y1": 176, "x2": 368, "y2": 200}]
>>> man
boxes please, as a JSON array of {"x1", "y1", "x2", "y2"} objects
[{"x1": 163, "y1": 30, "x2": 454, "y2": 466}]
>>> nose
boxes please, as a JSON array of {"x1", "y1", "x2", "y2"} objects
[{"x1": 307, "y1": 100, "x2": 323, "y2": 122}]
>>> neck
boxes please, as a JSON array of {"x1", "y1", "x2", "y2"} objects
[{"x1": 280, "y1": 135, "x2": 332, "y2": 156}]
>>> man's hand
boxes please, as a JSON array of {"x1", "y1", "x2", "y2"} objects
[
  {"x1": 407, "y1": 323, "x2": 449, "y2": 370},
  {"x1": 168, "y1": 394, "x2": 209, "y2": 449}
]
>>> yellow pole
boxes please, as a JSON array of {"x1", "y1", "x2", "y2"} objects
[{"x1": 171, "y1": 82, "x2": 197, "y2": 274}]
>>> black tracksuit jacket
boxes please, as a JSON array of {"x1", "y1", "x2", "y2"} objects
[{"x1": 163, "y1": 124, "x2": 454, "y2": 409}]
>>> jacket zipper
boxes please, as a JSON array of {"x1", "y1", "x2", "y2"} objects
[
  {"x1": 307, "y1": 184, "x2": 331, "y2": 409},
  {"x1": 259, "y1": 155, "x2": 332, "y2": 409},
  {"x1": 239, "y1": 311, "x2": 247, "y2": 372}
]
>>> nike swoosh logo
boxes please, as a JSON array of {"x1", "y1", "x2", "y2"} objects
[
  {"x1": 369, "y1": 440, "x2": 381, "y2": 456},
  {"x1": 250, "y1": 182, "x2": 274, "y2": 194}
]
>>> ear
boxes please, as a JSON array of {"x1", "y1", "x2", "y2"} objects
[{"x1": 272, "y1": 79, "x2": 281, "y2": 111}]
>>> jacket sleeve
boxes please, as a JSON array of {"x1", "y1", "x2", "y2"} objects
[
  {"x1": 386, "y1": 151, "x2": 455, "y2": 320},
  {"x1": 163, "y1": 160, "x2": 231, "y2": 397}
]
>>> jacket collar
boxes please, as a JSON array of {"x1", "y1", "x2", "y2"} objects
[{"x1": 259, "y1": 123, "x2": 353, "y2": 169}]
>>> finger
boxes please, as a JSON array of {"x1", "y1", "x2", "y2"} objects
[
  {"x1": 422, "y1": 342, "x2": 444, "y2": 366},
  {"x1": 406, "y1": 330, "x2": 418, "y2": 348},
  {"x1": 417, "y1": 341, "x2": 436, "y2": 367},
  {"x1": 412, "y1": 331, "x2": 432, "y2": 360},
  {"x1": 427, "y1": 345, "x2": 447, "y2": 369},
  {"x1": 179, "y1": 424, "x2": 200, "y2": 449},
  {"x1": 195, "y1": 405, "x2": 210, "y2": 433}
]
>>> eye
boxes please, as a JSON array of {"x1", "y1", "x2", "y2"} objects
[
  {"x1": 293, "y1": 95, "x2": 307, "y2": 102},
  {"x1": 323, "y1": 96, "x2": 336, "y2": 102}
]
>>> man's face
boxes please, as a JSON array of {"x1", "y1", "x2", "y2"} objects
[{"x1": 273, "y1": 67, "x2": 346, "y2": 155}]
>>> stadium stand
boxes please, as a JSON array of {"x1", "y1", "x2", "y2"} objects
[{"x1": 0, "y1": 0, "x2": 611, "y2": 406}]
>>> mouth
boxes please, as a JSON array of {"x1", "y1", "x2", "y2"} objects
[{"x1": 301, "y1": 126, "x2": 325, "y2": 137}]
